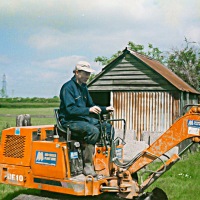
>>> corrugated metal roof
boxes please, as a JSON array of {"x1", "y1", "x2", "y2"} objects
[
  {"x1": 88, "y1": 48, "x2": 199, "y2": 94},
  {"x1": 128, "y1": 48, "x2": 200, "y2": 94}
]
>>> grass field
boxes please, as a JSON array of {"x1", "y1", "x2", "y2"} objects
[
  {"x1": 0, "y1": 107, "x2": 56, "y2": 133},
  {"x1": 0, "y1": 107, "x2": 199, "y2": 200},
  {"x1": 145, "y1": 150, "x2": 200, "y2": 200}
]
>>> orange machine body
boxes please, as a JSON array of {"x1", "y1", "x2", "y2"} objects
[
  {"x1": 0, "y1": 125, "x2": 123, "y2": 196},
  {"x1": 0, "y1": 105, "x2": 200, "y2": 199}
]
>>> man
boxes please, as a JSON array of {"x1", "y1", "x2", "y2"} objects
[{"x1": 59, "y1": 61, "x2": 114, "y2": 176}]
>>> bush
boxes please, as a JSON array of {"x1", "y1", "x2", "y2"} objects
[
  {"x1": 0, "y1": 97, "x2": 60, "y2": 108},
  {"x1": 0, "y1": 97, "x2": 60, "y2": 103}
]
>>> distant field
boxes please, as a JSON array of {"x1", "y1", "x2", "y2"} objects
[
  {"x1": 0, "y1": 97, "x2": 59, "y2": 108},
  {"x1": 0, "y1": 107, "x2": 56, "y2": 134},
  {"x1": 0, "y1": 102, "x2": 59, "y2": 108},
  {"x1": 0, "y1": 107, "x2": 56, "y2": 116}
]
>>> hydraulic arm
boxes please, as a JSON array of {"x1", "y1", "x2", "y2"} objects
[
  {"x1": 112, "y1": 105, "x2": 200, "y2": 199},
  {"x1": 128, "y1": 105, "x2": 200, "y2": 173},
  {"x1": 128, "y1": 105, "x2": 200, "y2": 174}
]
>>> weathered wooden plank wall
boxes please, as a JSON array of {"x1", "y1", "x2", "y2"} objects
[{"x1": 89, "y1": 56, "x2": 176, "y2": 92}]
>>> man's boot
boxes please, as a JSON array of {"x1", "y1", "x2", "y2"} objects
[{"x1": 83, "y1": 144, "x2": 97, "y2": 177}]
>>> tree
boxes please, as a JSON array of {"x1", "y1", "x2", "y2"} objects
[
  {"x1": 94, "y1": 39, "x2": 200, "y2": 91},
  {"x1": 95, "y1": 42, "x2": 165, "y2": 66},
  {"x1": 87, "y1": 73, "x2": 96, "y2": 83},
  {"x1": 167, "y1": 38, "x2": 200, "y2": 91},
  {"x1": 95, "y1": 51, "x2": 123, "y2": 66}
]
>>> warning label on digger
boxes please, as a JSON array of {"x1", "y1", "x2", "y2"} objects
[
  {"x1": 35, "y1": 151, "x2": 57, "y2": 166},
  {"x1": 187, "y1": 120, "x2": 200, "y2": 135}
]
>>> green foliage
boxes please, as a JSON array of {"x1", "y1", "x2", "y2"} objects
[
  {"x1": 167, "y1": 38, "x2": 200, "y2": 91},
  {"x1": 87, "y1": 73, "x2": 97, "y2": 83},
  {"x1": 0, "y1": 97, "x2": 60, "y2": 103},
  {"x1": 0, "y1": 97, "x2": 60, "y2": 108},
  {"x1": 95, "y1": 51, "x2": 122, "y2": 66},
  {"x1": 128, "y1": 41, "x2": 144, "y2": 53},
  {"x1": 129, "y1": 41, "x2": 165, "y2": 63},
  {"x1": 94, "y1": 39, "x2": 200, "y2": 91},
  {"x1": 146, "y1": 43, "x2": 165, "y2": 63},
  {"x1": 94, "y1": 56, "x2": 109, "y2": 66},
  {"x1": 95, "y1": 42, "x2": 165, "y2": 66},
  {"x1": 0, "y1": 102, "x2": 59, "y2": 108}
]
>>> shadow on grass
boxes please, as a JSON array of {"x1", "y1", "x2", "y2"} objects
[
  {"x1": 1, "y1": 188, "x2": 41, "y2": 200},
  {"x1": 2, "y1": 189, "x2": 121, "y2": 200}
]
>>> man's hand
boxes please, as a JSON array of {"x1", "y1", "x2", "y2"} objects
[
  {"x1": 106, "y1": 106, "x2": 114, "y2": 112},
  {"x1": 89, "y1": 106, "x2": 102, "y2": 114}
]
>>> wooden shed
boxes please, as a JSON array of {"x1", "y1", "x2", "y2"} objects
[{"x1": 88, "y1": 48, "x2": 200, "y2": 140}]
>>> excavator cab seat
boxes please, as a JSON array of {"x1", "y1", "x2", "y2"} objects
[
  {"x1": 54, "y1": 108, "x2": 84, "y2": 143},
  {"x1": 54, "y1": 108, "x2": 72, "y2": 142},
  {"x1": 54, "y1": 108, "x2": 84, "y2": 176}
]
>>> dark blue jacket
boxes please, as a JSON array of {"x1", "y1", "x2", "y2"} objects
[{"x1": 59, "y1": 76, "x2": 107, "y2": 123}]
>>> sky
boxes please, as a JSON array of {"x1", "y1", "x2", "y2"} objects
[{"x1": 0, "y1": 0, "x2": 200, "y2": 98}]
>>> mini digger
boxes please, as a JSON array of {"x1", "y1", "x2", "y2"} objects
[{"x1": 0, "y1": 105, "x2": 200, "y2": 199}]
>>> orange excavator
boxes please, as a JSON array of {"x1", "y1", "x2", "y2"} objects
[{"x1": 0, "y1": 105, "x2": 199, "y2": 199}]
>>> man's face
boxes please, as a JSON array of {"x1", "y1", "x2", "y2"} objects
[{"x1": 76, "y1": 70, "x2": 91, "y2": 85}]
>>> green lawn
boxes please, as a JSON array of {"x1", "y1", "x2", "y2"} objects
[
  {"x1": 146, "y1": 150, "x2": 200, "y2": 200},
  {"x1": 0, "y1": 107, "x2": 56, "y2": 115},
  {"x1": 0, "y1": 107, "x2": 56, "y2": 133}
]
